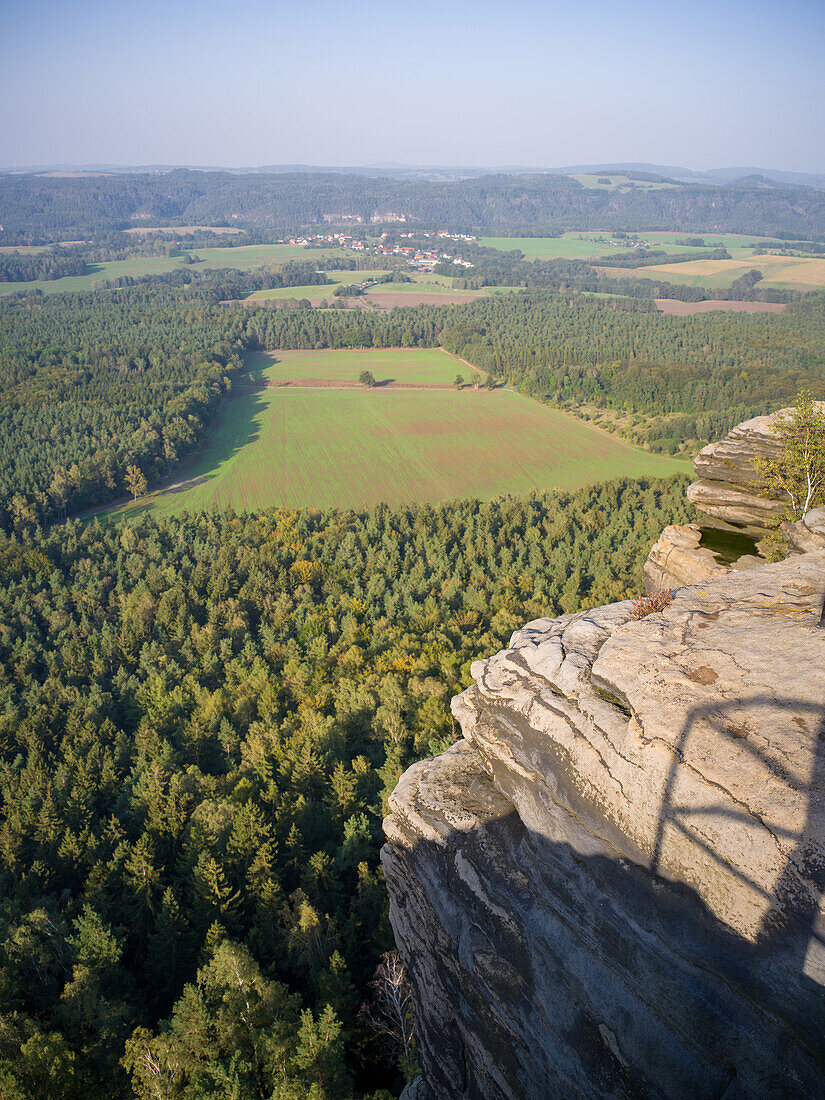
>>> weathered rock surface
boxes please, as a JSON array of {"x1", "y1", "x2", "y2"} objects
[
  {"x1": 686, "y1": 404, "x2": 825, "y2": 532},
  {"x1": 784, "y1": 508, "x2": 825, "y2": 556},
  {"x1": 383, "y1": 551, "x2": 825, "y2": 1099},
  {"x1": 643, "y1": 522, "x2": 763, "y2": 593}
]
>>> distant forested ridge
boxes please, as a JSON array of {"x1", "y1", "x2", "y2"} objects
[
  {"x1": 1, "y1": 283, "x2": 824, "y2": 526},
  {"x1": 0, "y1": 480, "x2": 692, "y2": 1098},
  {"x1": 3, "y1": 169, "x2": 825, "y2": 240}
]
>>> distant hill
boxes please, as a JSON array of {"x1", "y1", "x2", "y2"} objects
[
  {"x1": 3, "y1": 161, "x2": 824, "y2": 189},
  {"x1": 554, "y1": 162, "x2": 825, "y2": 191}
]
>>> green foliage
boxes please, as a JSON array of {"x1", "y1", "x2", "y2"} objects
[
  {"x1": 0, "y1": 479, "x2": 691, "y2": 1096},
  {"x1": 756, "y1": 390, "x2": 825, "y2": 520}
]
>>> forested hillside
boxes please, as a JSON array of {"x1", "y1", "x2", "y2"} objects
[
  {"x1": 3, "y1": 169, "x2": 825, "y2": 240},
  {"x1": 0, "y1": 480, "x2": 692, "y2": 1098},
  {"x1": 1, "y1": 283, "x2": 824, "y2": 526}
]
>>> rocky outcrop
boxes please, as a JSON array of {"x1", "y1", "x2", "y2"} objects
[
  {"x1": 645, "y1": 405, "x2": 825, "y2": 591},
  {"x1": 383, "y1": 551, "x2": 825, "y2": 1099},
  {"x1": 686, "y1": 404, "x2": 825, "y2": 533},
  {"x1": 643, "y1": 522, "x2": 763, "y2": 593},
  {"x1": 784, "y1": 507, "x2": 825, "y2": 555}
]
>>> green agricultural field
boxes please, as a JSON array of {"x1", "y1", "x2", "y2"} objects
[
  {"x1": 245, "y1": 272, "x2": 507, "y2": 305},
  {"x1": 182, "y1": 243, "x2": 349, "y2": 268},
  {"x1": 103, "y1": 350, "x2": 686, "y2": 519},
  {"x1": 479, "y1": 235, "x2": 622, "y2": 260},
  {"x1": 478, "y1": 232, "x2": 700, "y2": 261},
  {"x1": 246, "y1": 347, "x2": 467, "y2": 384},
  {"x1": 640, "y1": 231, "x2": 784, "y2": 254},
  {"x1": 366, "y1": 278, "x2": 483, "y2": 294},
  {"x1": 0, "y1": 256, "x2": 191, "y2": 296},
  {"x1": 478, "y1": 230, "x2": 790, "y2": 264},
  {"x1": 0, "y1": 242, "x2": 349, "y2": 296}
]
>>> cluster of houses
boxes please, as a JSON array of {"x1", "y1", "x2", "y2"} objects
[{"x1": 287, "y1": 230, "x2": 475, "y2": 271}]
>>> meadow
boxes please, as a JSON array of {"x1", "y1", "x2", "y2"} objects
[
  {"x1": 105, "y1": 349, "x2": 686, "y2": 519},
  {"x1": 479, "y1": 234, "x2": 628, "y2": 260}
]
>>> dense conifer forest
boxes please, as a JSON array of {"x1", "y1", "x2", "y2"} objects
[{"x1": 0, "y1": 481, "x2": 692, "y2": 1097}]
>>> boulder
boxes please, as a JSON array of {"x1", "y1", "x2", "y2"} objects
[{"x1": 383, "y1": 551, "x2": 825, "y2": 1099}]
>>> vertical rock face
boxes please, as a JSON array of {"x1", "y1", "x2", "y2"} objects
[{"x1": 383, "y1": 551, "x2": 825, "y2": 1099}]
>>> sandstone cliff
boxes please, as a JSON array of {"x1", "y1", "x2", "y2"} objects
[
  {"x1": 686, "y1": 403, "x2": 825, "y2": 534},
  {"x1": 644, "y1": 405, "x2": 825, "y2": 593},
  {"x1": 383, "y1": 551, "x2": 825, "y2": 1099}
]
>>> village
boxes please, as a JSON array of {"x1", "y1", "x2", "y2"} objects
[{"x1": 287, "y1": 228, "x2": 476, "y2": 270}]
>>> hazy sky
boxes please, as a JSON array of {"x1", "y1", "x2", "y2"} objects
[{"x1": 2, "y1": 0, "x2": 823, "y2": 171}]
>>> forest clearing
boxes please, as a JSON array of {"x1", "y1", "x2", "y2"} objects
[{"x1": 103, "y1": 348, "x2": 686, "y2": 518}]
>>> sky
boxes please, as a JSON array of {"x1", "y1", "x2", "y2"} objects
[{"x1": 1, "y1": 0, "x2": 824, "y2": 173}]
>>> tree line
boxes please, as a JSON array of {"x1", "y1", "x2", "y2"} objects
[{"x1": 0, "y1": 250, "x2": 89, "y2": 282}]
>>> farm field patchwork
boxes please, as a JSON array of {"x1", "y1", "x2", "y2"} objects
[
  {"x1": 604, "y1": 254, "x2": 825, "y2": 289},
  {"x1": 104, "y1": 350, "x2": 687, "y2": 519}
]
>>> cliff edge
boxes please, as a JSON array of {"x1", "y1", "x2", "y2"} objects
[{"x1": 382, "y1": 550, "x2": 825, "y2": 1098}]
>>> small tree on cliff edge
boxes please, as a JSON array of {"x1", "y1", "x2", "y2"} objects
[{"x1": 756, "y1": 390, "x2": 825, "y2": 521}]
